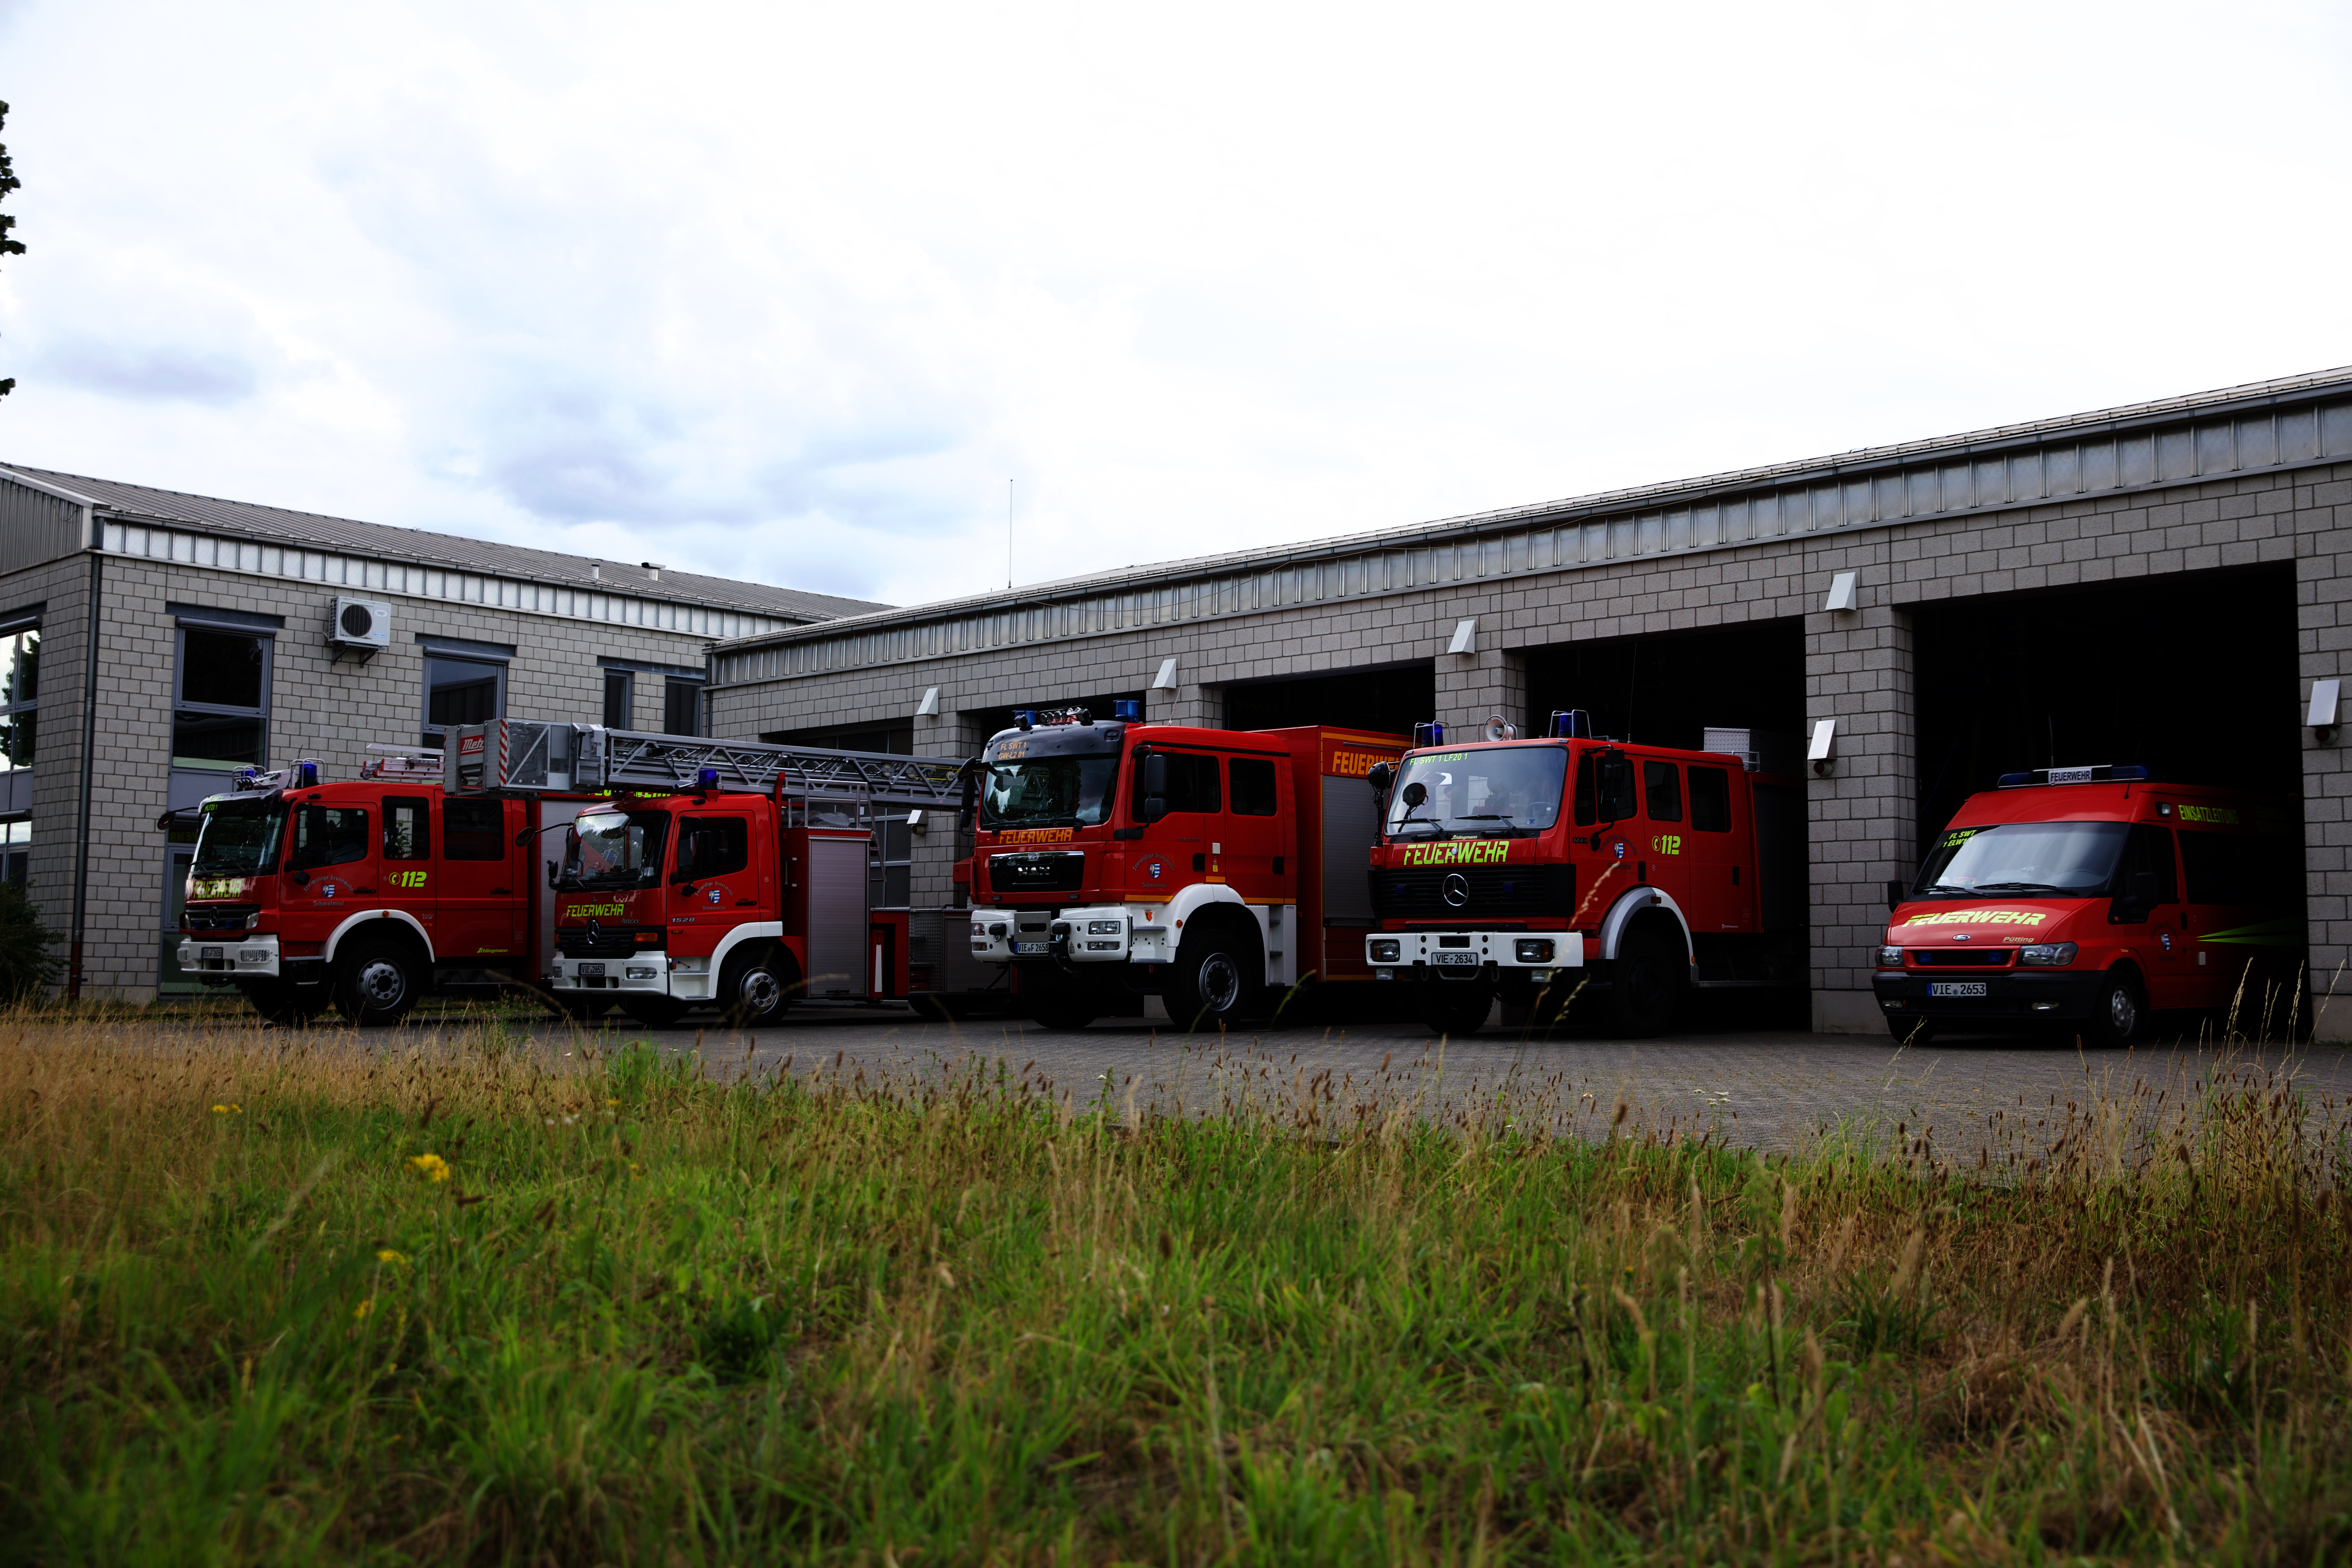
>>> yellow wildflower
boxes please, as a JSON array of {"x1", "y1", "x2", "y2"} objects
[
  {"x1": 210, "y1": 1104, "x2": 242, "y2": 1115},
  {"x1": 407, "y1": 1153, "x2": 452, "y2": 1183},
  {"x1": 376, "y1": 1249, "x2": 409, "y2": 1267},
  {"x1": 353, "y1": 1298, "x2": 374, "y2": 1320}
]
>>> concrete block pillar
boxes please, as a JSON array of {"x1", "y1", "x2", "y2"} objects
[
  {"x1": 1149, "y1": 682, "x2": 1222, "y2": 728},
  {"x1": 907, "y1": 709, "x2": 989, "y2": 908},
  {"x1": 1435, "y1": 646, "x2": 1527, "y2": 741},
  {"x1": 1805, "y1": 604, "x2": 1916, "y2": 1033},
  {"x1": 2298, "y1": 547, "x2": 2352, "y2": 1032}
]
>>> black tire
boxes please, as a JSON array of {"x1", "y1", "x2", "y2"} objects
[
  {"x1": 1886, "y1": 1015, "x2": 1937, "y2": 1046},
  {"x1": 1021, "y1": 967, "x2": 1097, "y2": 1031},
  {"x1": 332, "y1": 936, "x2": 423, "y2": 1027},
  {"x1": 237, "y1": 978, "x2": 325, "y2": 1027},
  {"x1": 622, "y1": 995, "x2": 691, "y2": 1029},
  {"x1": 1162, "y1": 917, "x2": 1258, "y2": 1032},
  {"x1": 2084, "y1": 969, "x2": 2148, "y2": 1047},
  {"x1": 1605, "y1": 926, "x2": 1685, "y2": 1038},
  {"x1": 717, "y1": 944, "x2": 794, "y2": 1028},
  {"x1": 1423, "y1": 980, "x2": 1494, "y2": 1038}
]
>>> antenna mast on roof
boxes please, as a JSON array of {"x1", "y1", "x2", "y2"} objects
[{"x1": 1007, "y1": 478, "x2": 1013, "y2": 590}]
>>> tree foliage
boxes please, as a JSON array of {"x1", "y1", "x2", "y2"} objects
[
  {"x1": 0, "y1": 101, "x2": 19, "y2": 400},
  {"x1": 0, "y1": 882, "x2": 59, "y2": 1001}
]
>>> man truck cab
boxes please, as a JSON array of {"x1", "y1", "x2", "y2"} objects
[{"x1": 1875, "y1": 765, "x2": 2306, "y2": 1044}]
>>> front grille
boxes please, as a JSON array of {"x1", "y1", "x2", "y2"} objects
[
  {"x1": 183, "y1": 905, "x2": 257, "y2": 932},
  {"x1": 989, "y1": 851, "x2": 1087, "y2": 893},
  {"x1": 1910, "y1": 948, "x2": 2014, "y2": 968},
  {"x1": 1369, "y1": 864, "x2": 1575, "y2": 920},
  {"x1": 556, "y1": 925, "x2": 664, "y2": 958}
]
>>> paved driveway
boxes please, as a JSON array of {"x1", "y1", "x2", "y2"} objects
[{"x1": 514, "y1": 996, "x2": 2352, "y2": 1164}]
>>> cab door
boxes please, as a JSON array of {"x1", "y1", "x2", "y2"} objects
[
  {"x1": 673, "y1": 812, "x2": 757, "y2": 961},
  {"x1": 438, "y1": 795, "x2": 522, "y2": 964},
  {"x1": 285, "y1": 800, "x2": 375, "y2": 926},
  {"x1": 1222, "y1": 754, "x2": 1291, "y2": 904},
  {"x1": 1682, "y1": 761, "x2": 1753, "y2": 933},
  {"x1": 2113, "y1": 822, "x2": 2189, "y2": 1008},
  {"x1": 378, "y1": 794, "x2": 435, "y2": 943},
  {"x1": 1637, "y1": 756, "x2": 1692, "y2": 913}
]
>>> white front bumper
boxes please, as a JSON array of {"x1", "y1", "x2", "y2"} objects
[
  {"x1": 1366, "y1": 929, "x2": 1584, "y2": 979},
  {"x1": 968, "y1": 905, "x2": 1171, "y2": 964},
  {"x1": 178, "y1": 932, "x2": 279, "y2": 978},
  {"x1": 552, "y1": 952, "x2": 686, "y2": 999}
]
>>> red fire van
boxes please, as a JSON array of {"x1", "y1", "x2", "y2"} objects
[{"x1": 1874, "y1": 765, "x2": 2306, "y2": 1044}]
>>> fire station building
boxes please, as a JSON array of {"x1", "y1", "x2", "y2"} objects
[
  {"x1": 0, "y1": 463, "x2": 882, "y2": 1000},
  {"x1": 704, "y1": 366, "x2": 2352, "y2": 1034}
]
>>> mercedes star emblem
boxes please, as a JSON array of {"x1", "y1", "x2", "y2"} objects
[{"x1": 1442, "y1": 872, "x2": 1470, "y2": 908}]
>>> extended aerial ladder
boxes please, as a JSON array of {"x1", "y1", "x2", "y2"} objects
[{"x1": 441, "y1": 719, "x2": 973, "y2": 814}]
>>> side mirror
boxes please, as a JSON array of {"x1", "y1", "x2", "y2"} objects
[
  {"x1": 546, "y1": 861, "x2": 559, "y2": 889},
  {"x1": 1401, "y1": 781, "x2": 1427, "y2": 807},
  {"x1": 1366, "y1": 761, "x2": 1394, "y2": 795},
  {"x1": 1886, "y1": 878, "x2": 1905, "y2": 911}
]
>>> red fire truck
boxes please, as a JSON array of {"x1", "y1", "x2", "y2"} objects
[
  {"x1": 1360, "y1": 712, "x2": 1807, "y2": 1036},
  {"x1": 1874, "y1": 765, "x2": 2307, "y2": 1044},
  {"x1": 961, "y1": 707, "x2": 1407, "y2": 1030},
  {"x1": 174, "y1": 749, "x2": 595, "y2": 1024},
  {"x1": 455, "y1": 724, "x2": 976, "y2": 1028}
]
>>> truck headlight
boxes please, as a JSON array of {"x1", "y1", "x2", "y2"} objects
[
  {"x1": 2017, "y1": 942, "x2": 2078, "y2": 967},
  {"x1": 1514, "y1": 938, "x2": 1554, "y2": 964},
  {"x1": 1877, "y1": 945, "x2": 1903, "y2": 967},
  {"x1": 1369, "y1": 939, "x2": 1401, "y2": 963},
  {"x1": 1088, "y1": 919, "x2": 1122, "y2": 935}
]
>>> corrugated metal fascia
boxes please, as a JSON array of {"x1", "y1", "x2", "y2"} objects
[{"x1": 719, "y1": 364, "x2": 2352, "y2": 652}]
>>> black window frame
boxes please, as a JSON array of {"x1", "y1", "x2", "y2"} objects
[
  {"x1": 0, "y1": 618, "x2": 39, "y2": 772},
  {"x1": 1131, "y1": 750, "x2": 1221, "y2": 816},
  {"x1": 675, "y1": 815, "x2": 750, "y2": 880},
  {"x1": 1642, "y1": 760, "x2": 1683, "y2": 823},
  {"x1": 1229, "y1": 757, "x2": 1279, "y2": 817},
  {"x1": 442, "y1": 797, "x2": 508, "y2": 862},
  {"x1": 1688, "y1": 766, "x2": 1731, "y2": 833},
  {"x1": 603, "y1": 669, "x2": 634, "y2": 729},
  {"x1": 664, "y1": 675, "x2": 704, "y2": 737},
  {"x1": 383, "y1": 796, "x2": 432, "y2": 861},
  {"x1": 171, "y1": 621, "x2": 275, "y2": 772},
  {"x1": 287, "y1": 804, "x2": 370, "y2": 870}
]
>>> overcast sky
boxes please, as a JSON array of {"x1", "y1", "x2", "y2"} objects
[{"x1": 2, "y1": 2, "x2": 2349, "y2": 611}]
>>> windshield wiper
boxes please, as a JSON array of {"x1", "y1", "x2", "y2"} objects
[
  {"x1": 1452, "y1": 814, "x2": 1536, "y2": 838},
  {"x1": 1970, "y1": 881, "x2": 2072, "y2": 895}
]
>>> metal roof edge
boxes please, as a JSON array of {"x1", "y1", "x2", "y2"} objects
[
  {"x1": 718, "y1": 363, "x2": 2352, "y2": 650},
  {"x1": 0, "y1": 466, "x2": 103, "y2": 509}
]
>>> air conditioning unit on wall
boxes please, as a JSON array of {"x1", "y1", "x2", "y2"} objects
[{"x1": 329, "y1": 597, "x2": 392, "y2": 664}]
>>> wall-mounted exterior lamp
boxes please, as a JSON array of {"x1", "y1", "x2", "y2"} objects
[
  {"x1": 1823, "y1": 572, "x2": 1858, "y2": 614},
  {"x1": 1807, "y1": 718, "x2": 1837, "y2": 777},
  {"x1": 2311, "y1": 678, "x2": 2340, "y2": 745},
  {"x1": 1150, "y1": 657, "x2": 1180, "y2": 691},
  {"x1": 915, "y1": 686, "x2": 940, "y2": 719},
  {"x1": 1447, "y1": 617, "x2": 1477, "y2": 655}
]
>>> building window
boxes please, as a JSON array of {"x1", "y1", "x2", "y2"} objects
[
  {"x1": 664, "y1": 676, "x2": 702, "y2": 736},
  {"x1": 0, "y1": 819, "x2": 27, "y2": 888},
  {"x1": 173, "y1": 625, "x2": 272, "y2": 771},
  {"x1": 420, "y1": 644, "x2": 509, "y2": 749},
  {"x1": 603, "y1": 670, "x2": 634, "y2": 729},
  {"x1": 0, "y1": 624, "x2": 38, "y2": 772}
]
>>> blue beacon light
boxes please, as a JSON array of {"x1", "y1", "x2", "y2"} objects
[{"x1": 1113, "y1": 699, "x2": 1141, "y2": 721}]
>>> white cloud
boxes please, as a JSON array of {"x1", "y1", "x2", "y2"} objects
[{"x1": 0, "y1": 0, "x2": 2348, "y2": 610}]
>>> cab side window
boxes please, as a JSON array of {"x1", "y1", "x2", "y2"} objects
[
  {"x1": 2115, "y1": 825, "x2": 2178, "y2": 902},
  {"x1": 1229, "y1": 757, "x2": 1278, "y2": 817},
  {"x1": 1133, "y1": 752, "x2": 1221, "y2": 816},
  {"x1": 1642, "y1": 761, "x2": 1682, "y2": 822},
  {"x1": 1574, "y1": 752, "x2": 1640, "y2": 826},
  {"x1": 1688, "y1": 767, "x2": 1731, "y2": 832},
  {"x1": 443, "y1": 799, "x2": 507, "y2": 861},
  {"x1": 288, "y1": 806, "x2": 369, "y2": 869},
  {"x1": 2179, "y1": 830, "x2": 2297, "y2": 905},
  {"x1": 383, "y1": 797, "x2": 430, "y2": 861},
  {"x1": 676, "y1": 816, "x2": 750, "y2": 879}
]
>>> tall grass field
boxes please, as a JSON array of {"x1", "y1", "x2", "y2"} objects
[{"x1": 3, "y1": 1010, "x2": 2350, "y2": 1564}]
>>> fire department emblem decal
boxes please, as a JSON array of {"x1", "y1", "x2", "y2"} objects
[
  {"x1": 1442, "y1": 873, "x2": 1470, "y2": 908},
  {"x1": 707, "y1": 887, "x2": 723, "y2": 905},
  {"x1": 2160, "y1": 930, "x2": 2173, "y2": 952},
  {"x1": 1144, "y1": 860, "x2": 1164, "y2": 882},
  {"x1": 319, "y1": 882, "x2": 337, "y2": 899}
]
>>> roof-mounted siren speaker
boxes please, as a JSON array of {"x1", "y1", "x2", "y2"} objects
[
  {"x1": 329, "y1": 597, "x2": 392, "y2": 663},
  {"x1": 1481, "y1": 714, "x2": 1518, "y2": 742}
]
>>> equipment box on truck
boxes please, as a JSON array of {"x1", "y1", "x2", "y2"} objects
[{"x1": 1875, "y1": 765, "x2": 2306, "y2": 1044}]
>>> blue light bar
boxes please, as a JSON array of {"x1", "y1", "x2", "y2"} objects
[
  {"x1": 1412, "y1": 721, "x2": 1444, "y2": 748},
  {"x1": 697, "y1": 766, "x2": 721, "y2": 789},
  {"x1": 294, "y1": 760, "x2": 320, "y2": 788},
  {"x1": 1015, "y1": 709, "x2": 1035, "y2": 730},
  {"x1": 1113, "y1": 699, "x2": 1141, "y2": 721},
  {"x1": 1550, "y1": 709, "x2": 1593, "y2": 738}
]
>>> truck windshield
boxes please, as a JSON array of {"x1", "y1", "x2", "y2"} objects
[
  {"x1": 1385, "y1": 747, "x2": 1568, "y2": 838},
  {"x1": 981, "y1": 757, "x2": 1117, "y2": 830},
  {"x1": 190, "y1": 799, "x2": 285, "y2": 878},
  {"x1": 1911, "y1": 821, "x2": 2130, "y2": 897},
  {"x1": 565, "y1": 810, "x2": 670, "y2": 889}
]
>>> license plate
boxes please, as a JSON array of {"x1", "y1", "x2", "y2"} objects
[
  {"x1": 1432, "y1": 951, "x2": 1477, "y2": 967},
  {"x1": 1928, "y1": 981, "x2": 1987, "y2": 997},
  {"x1": 1014, "y1": 941, "x2": 1049, "y2": 955},
  {"x1": 202, "y1": 946, "x2": 223, "y2": 966},
  {"x1": 579, "y1": 962, "x2": 605, "y2": 978}
]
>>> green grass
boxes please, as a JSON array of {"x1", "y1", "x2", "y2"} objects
[{"x1": 3, "y1": 1011, "x2": 2352, "y2": 1564}]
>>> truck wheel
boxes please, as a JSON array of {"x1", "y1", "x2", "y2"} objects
[
  {"x1": 1606, "y1": 928, "x2": 1685, "y2": 1038},
  {"x1": 332, "y1": 937, "x2": 422, "y2": 1027},
  {"x1": 237, "y1": 978, "x2": 324, "y2": 1027},
  {"x1": 1423, "y1": 981, "x2": 1494, "y2": 1037},
  {"x1": 1886, "y1": 1015, "x2": 1937, "y2": 1046},
  {"x1": 622, "y1": 996, "x2": 691, "y2": 1029},
  {"x1": 1163, "y1": 918, "x2": 1257, "y2": 1032},
  {"x1": 2085, "y1": 970, "x2": 2147, "y2": 1046},
  {"x1": 719, "y1": 945, "x2": 794, "y2": 1028}
]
